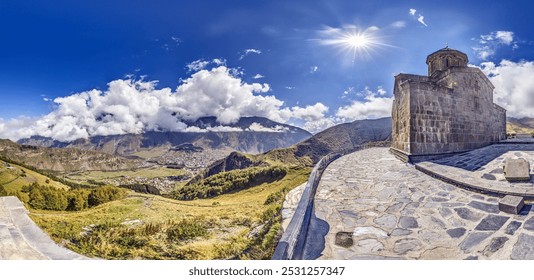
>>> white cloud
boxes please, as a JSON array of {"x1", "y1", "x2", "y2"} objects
[
  {"x1": 239, "y1": 48, "x2": 262, "y2": 60},
  {"x1": 480, "y1": 60, "x2": 534, "y2": 118},
  {"x1": 171, "y1": 36, "x2": 182, "y2": 45},
  {"x1": 417, "y1": 15, "x2": 428, "y2": 27},
  {"x1": 247, "y1": 122, "x2": 289, "y2": 133},
  {"x1": 252, "y1": 74, "x2": 264, "y2": 79},
  {"x1": 43, "y1": 98, "x2": 51, "y2": 102},
  {"x1": 391, "y1": 21, "x2": 406, "y2": 28},
  {"x1": 186, "y1": 60, "x2": 210, "y2": 72},
  {"x1": 186, "y1": 58, "x2": 226, "y2": 72},
  {"x1": 310, "y1": 66, "x2": 319, "y2": 73},
  {"x1": 473, "y1": 31, "x2": 516, "y2": 61},
  {"x1": 285, "y1": 86, "x2": 295, "y2": 90},
  {"x1": 335, "y1": 87, "x2": 393, "y2": 122},
  {"x1": 0, "y1": 65, "x2": 332, "y2": 141},
  {"x1": 409, "y1": 8, "x2": 427, "y2": 27}
]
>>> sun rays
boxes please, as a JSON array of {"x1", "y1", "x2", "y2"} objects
[{"x1": 315, "y1": 25, "x2": 396, "y2": 61}]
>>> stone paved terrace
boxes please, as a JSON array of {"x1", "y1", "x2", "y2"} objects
[
  {"x1": 416, "y1": 143, "x2": 534, "y2": 198},
  {"x1": 0, "y1": 196, "x2": 89, "y2": 260},
  {"x1": 312, "y1": 148, "x2": 534, "y2": 260}
]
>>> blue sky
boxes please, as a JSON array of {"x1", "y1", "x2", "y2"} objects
[{"x1": 1, "y1": 0, "x2": 533, "y2": 140}]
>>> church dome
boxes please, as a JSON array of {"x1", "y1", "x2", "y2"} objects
[{"x1": 426, "y1": 47, "x2": 468, "y2": 77}]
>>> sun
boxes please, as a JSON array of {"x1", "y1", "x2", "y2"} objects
[
  {"x1": 316, "y1": 25, "x2": 395, "y2": 61},
  {"x1": 344, "y1": 33, "x2": 371, "y2": 49}
]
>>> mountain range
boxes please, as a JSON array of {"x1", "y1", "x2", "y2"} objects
[
  {"x1": 18, "y1": 117, "x2": 311, "y2": 157},
  {"x1": 507, "y1": 117, "x2": 534, "y2": 134}
]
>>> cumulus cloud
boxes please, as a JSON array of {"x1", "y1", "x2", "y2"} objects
[
  {"x1": 473, "y1": 31, "x2": 517, "y2": 60},
  {"x1": 239, "y1": 48, "x2": 262, "y2": 60},
  {"x1": 0, "y1": 65, "x2": 333, "y2": 141},
  {"x1": 409, "y1": 9, "x2": 417, "y2": 16},
  {"x1": 252, "y1": 74, "x2": 264, "y2": 79},
  {"x1": 480, "y1": 60, "x2": 534, "y2": 118},
  {"x1": 335, "y1": 87, "x2": 393, "y2": 122}
]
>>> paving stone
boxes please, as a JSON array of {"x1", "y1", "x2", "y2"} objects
[
  {"x1": 505, "y1": 221, "x2": 522, "y2": 235},
  {"x1": 446, "y1": 227, "x2": 466, "y2": 238},
  {"x1": 391, "y1": 228, "x2": 412, "y2": 236},
  {"x1": 472, "y1": 194, "x2": 486, "y2": 200},
  {"x1": 442, "y1": 203, "x2": 465, "y2": 207},
  {"x1": 431, "y1": 217, "x2": 447, "y2": 229},
  {"x1": 483, "y1": 237, "x2": 508, "y2": 256},
  {"x1": 430, "y1": 197, "x2": 449, "y2": 202},
  {"x1": 464, "y1": 256, "x2": 479, "y2": 260},
  {"x1": 356, "y1": 239, "x2": 384, "y2": 253},
  {"x1": 454, "y1": 207, "x2": 483, "y2": 222},
  {"x1": 386, "y1": 202, "x2": 404, "y2": 213},
  {"x1": 498, "y1": 195, "x2": 524, "y2": 214},
  {"x1": 373, "y1": 214, "x2": 397, "y2": 229},
  {"x1": 468, "y1": 201, "x2": 500, "y2": 214},
  {"x1": 523, "y1": 217, "x2": 534, "y2": 231},
  {"x1": 490, "y1": 168, "x2": 504, "y2": 174},
  {"x1": 482, "y1": 174, "x2": 496, "y2": 180},
  {"x1": 399, "y1": 216, "x2": 419, "y2": 229},
  {"x1": 511, "y1": 234, "x2": 534, "y2": 260},
  {"x1": 460, "y1": 232, "x2": 492, "y2": 252},
  {"x1": 339, "y1": 210, "x2": 359, "y2": 219},
  {"x1": 353, "y1": 227, "x2": 388, "y2": 238},
  {"x1": 334, "y1": 232, "x2": 353, "y2": 248},
  {"x1": 439, "y1": 207, "x2": 453, "y2": 218},
  {"x1": 393, "y1": 238, "x2": 422, "y2": 254},
  {"x1": 474, "y1": 215, "x2": 510, "y2": 231}
]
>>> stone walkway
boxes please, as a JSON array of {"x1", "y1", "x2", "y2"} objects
[
  {"x1": 416, "y1": 144, "x2": 534, "y2": 197},
  {"x1": 313, "y1": 148, "x2": 534, "y2": 260},
  {"x1": 0, "y1": 196, "x2": 89, "y2": 260}
]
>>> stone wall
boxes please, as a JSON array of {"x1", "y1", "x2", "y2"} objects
[{"x1": 392, "y1": 66, "x2": 506, "y2": 158}]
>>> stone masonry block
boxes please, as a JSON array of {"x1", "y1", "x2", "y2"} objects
[
  {"x1": 499, "y1": 195, "x2": 525, "y2": 214},
  {"x1": 504, "y1": 158, "x2": 531, "y2": 181}
]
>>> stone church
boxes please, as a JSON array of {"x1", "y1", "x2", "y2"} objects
[{"x1": 391, "y1": 47, "x2": 507, "y2": 162}]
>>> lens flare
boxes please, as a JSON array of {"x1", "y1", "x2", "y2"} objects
[{"x1": 315, "y1": 25, "x2": 395, "y2": 61}]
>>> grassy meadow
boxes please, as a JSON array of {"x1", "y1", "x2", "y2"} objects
[{"x1": 30, "y1": 166, "x2": 309, "y2": 259}]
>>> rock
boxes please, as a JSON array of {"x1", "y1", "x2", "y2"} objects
[
  {"x1": 334, "y1": 232, "x2": 353, "y2": 248},
  {"x1": 446, "y1": 227, "x2": 466, "y2": 238},
  {"x1": 454, "y1": 207, "x2": 483, "y2": 222},
  {"x1": 391, "y1": 228, "x2": 412, "y2": 236},
  {"x1": 483, "y1": 237, "x2": 508, "y2": 256},
  {"x1": 474, "y1": 215, "x2": 510, "y2": 231},
  {"x1": 353, "y1": 227, "x2": 388, "y2": 238},
  {"x1": 498, "y1": 195, "x2": 524, "y2": 214},
  {"x1": 523, "y1": 217, "x2": 534, "y2": 231},
  {"x1": 393, "y1": 238, "x2": 421, "y2": 254},
  {"x1": 504, "y1": 158, "x2": 531, "y2": 181},
  {"x1": 386, "y1": 202, "x2": 404, "y2": 213},
  {"x1": 356, "y1": 239, "x2": 384, "y2": 253},
  {"x1": 505, "y1": 221, "x2": 522, "y2": 235},
  {"x1": 511, "y1": 234, "x2": 534, "y2": 260},
  {"x1": 439, "y1": 207, "x2": 453, "y2": 218},
  {"x1": 482, "y1": 174, "x2": 496, "y2": 180},
  {"x1": 431, "y1": 216, "x2": 447, "y2": 229},
  {"x1": 468, "y1": 201, "x2": 500, "y2": 214},
  {"x1": 464, "y1": 256, "x2": 478, "y2": 260},
  {"x1": 460, "y1": 232, "x2": 492, "y2": 252},
  {"x1": 399, "y1": 216, "x2": 419, "y2": 229},
  {"x1": 373, "y1": 214, "x2": 397, "y2": 229}
]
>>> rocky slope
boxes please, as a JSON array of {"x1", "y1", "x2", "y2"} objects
[
  {"x1": 198, "y1": 118, "x2": 392, "y2": 179},
  {"x1": 0, "y1": 139, "x2": 140, "y2": 172},
  {"x1": 507, "y1": 117, "x2": 534, "y2": 134}
]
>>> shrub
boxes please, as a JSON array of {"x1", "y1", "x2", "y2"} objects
[{"x1": 171, "y1": 166, "x2": 287, "y2": 200}]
